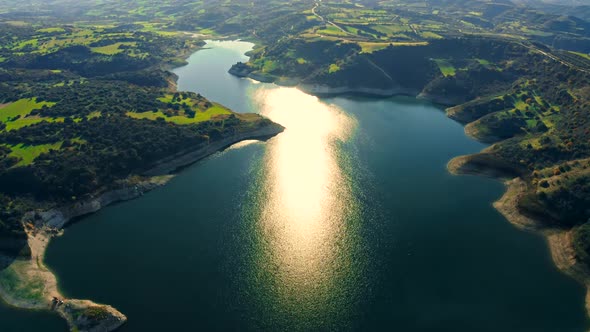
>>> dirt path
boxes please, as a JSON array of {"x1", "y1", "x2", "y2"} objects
[
  {"x1": 311, "y1": 1, "x2": 358, "y2": 38},
  {"x1": 366, "y1": 58, "x2": 393, "y2": 82}
]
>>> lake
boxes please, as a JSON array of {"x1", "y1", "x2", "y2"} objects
[{"x1": 23, "y1": 40, "x2": 587, "y2": 331}]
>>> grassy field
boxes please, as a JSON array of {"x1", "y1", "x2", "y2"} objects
[
  {"x1": 127, "y1": 105, "x2": 231, "y2": 124},
  {"x1": 5, "y1": 117, "x2": 64, "y2": 131},
  {"x1": 0, "y1": 99, "x2": 63, "y2": 132},
  {"x1": 434, "y1": 59, "x2": 456, "y2": 76},
  {"x1": 358, "y1": 42, "x2": 390, "y2": 53},
  {"x1": 91, "y1": 42, "x2": 137, "y2": 55},
  {"x1": 8, "y1": 142, "x2": 64, "y2": 166},
  {"x1": 0, "y1": 261, "x2": 45, "y2": 303},
  {"x1": 570, "y1": 51, "x2": 590, "y2": 60},
  {"x1": 0, "y1": 99, "x2": 55, "y2": 123},
  {"x1": 316, "y1": 25, "x2": 349, "y2": 37}
]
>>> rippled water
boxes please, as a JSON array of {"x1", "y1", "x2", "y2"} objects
[{"x1": 23, "y1": 40, "x2": 588, "y2": 332}]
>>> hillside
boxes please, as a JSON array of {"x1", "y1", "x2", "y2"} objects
[
  {"x1": 0, "y1": 24, "x2": 280, "y2": 258},
  {"x1": 0, "y1": 0, "x2": 589, "y2": 329},
  {"x1": 230, "y1": 34, "x2": 590, "y2": 275}
]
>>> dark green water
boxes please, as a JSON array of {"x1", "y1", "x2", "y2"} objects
[
  {"x1": 17, "y1": 40, "x2": 586, "y2": 331},
  {"x1": 0, "y1": 302, "x2": 65, "y2": 331}
]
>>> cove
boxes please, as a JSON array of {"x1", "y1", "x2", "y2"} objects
[{"x1": 35, "y1": 40, "x2": 590, "y2": 331}]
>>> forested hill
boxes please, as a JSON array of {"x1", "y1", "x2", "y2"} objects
[
  {"x1": 0, "y1": 24, "x2": 276, "y2": 259},
  {"x1": 1, "y1": 0, "x2": 590, "y2": 280},
  {"x1": 231, "y1": 33, "x2": 590, "y2": 267},
  {"x1": 2, "y1": 0, "x2": 590, "y2": 51}
]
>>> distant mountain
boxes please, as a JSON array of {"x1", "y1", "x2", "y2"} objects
[
  {"x1": 513, "y1": 0, "x2": 590, "y2": 5},
  {"x1": 512, "y1": 0, "x2": 590, "y2": 20}
]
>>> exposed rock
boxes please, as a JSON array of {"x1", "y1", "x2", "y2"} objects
[
  {"x1": 144, "y1": 121, "x2": 284, "y2": 176},
  {"x1": 28, "y1": 180, "x2": 165, "y2": 230},
  {"x1": 247, "y1": 72, "x2": 276, "y2": 83},
  {"x1": 0, "y1": 121, "x2": 284, "y2": 332},
  {"x1": 62, "y1": 300, "x2": 126, "y2": 332},
  {"x1": 228, "y1": 62, "x2": 253, "y2": 77}
]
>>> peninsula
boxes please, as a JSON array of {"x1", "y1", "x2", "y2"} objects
[
  {"x1": 1, "y1": 0, "x2": 590, "y2": 330},
  {"x1": 0, "y1": 23, "x2": 283, "y2": 331},
  {"x1": 229, "y1": 35, "x2": 590, "y2": 313}
]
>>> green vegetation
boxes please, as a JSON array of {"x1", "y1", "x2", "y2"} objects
[
  {"x1": 8, "y1": 142, "x2": 63, "y2": 166},
  {"x1": 574, "y1": 221, "x2": 590, "y2": 266},
  {"x1": 0, "y1": 99, "x2": 55, "y2": 123},
  {"x1": 127, "y1": 104, "x2": 231, "y2": 124},
  {"x1": 434, "y1": 59, "x2": 456, "y2": 76},
  {"x1": 0, "y1": 262, "x2": 44, "y2": 302},
  {"x1": 570, "y1": 52, "x2": 590, "y2": 60},
  {"x1": 328, "y1": 63, "x2": 340, "y2": 73},
  {"x1": 0, "y1": 15, "x2": 278, "y2": 261},
  {"x1": 229, "y1": 25, "x2": 590, "y2": 271},
  {"x1": 91, "y1": 42, "x2": 137, "y2": 55},
  {"x1": 358, "y1": 42, "x2": 390, "y2": 53},
  {"x1": 80, "y1": 307, "x2": 110, "y2": 320},
  {"x1": 0, "y1": 0, "x2": 589, "y2": 298}
]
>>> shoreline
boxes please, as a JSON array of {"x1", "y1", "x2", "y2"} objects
[
  {"x1": 236, "y1": 58, "x2": 590, "y2": 316},
  {"x1": 0, "y1": 122, "x2": 283, "y2": 331},
  {"x1": 228, "y1": 69, "x2": 462, "y2": 107},
  {"x1": 448, "y1": 153, "x2": 590, "y2": 317},
  {"x1": 0, "y1": 38, "x2": 284, "y2": 332},
  {"x1": 231, "y1": 63, "x2": 590, "y2": 318},
  {"x1": 229, "y1": 60, "x2": 590, "y2": 316}
]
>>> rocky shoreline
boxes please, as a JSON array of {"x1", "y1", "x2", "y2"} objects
[
  {"x1": 448, "y1": 153, "x2": 590, "y2": 317},
  {"x1": 0, "y1": 122, "x2": 283, "y2": 332},
  {"x1": 145, "y1": 122, "x2": 284, "y2": 176},
  {"x1": 229, "y1": 64, "x2": 590, "y2": 317},
  {"x1": 228, "y1": 65, "x2": 468, "y2": 103}
]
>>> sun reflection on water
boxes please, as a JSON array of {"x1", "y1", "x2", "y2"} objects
[{"x1": 246, "y1": 87, "x2": 362, "y2": 328}]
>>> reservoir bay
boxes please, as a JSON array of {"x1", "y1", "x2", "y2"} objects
[{"x1": 38, "y1": 40, "x2": 589, "y2": 331}]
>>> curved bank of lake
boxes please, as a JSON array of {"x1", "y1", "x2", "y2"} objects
[{"x1": 25, "y1": 40, "x2": 589, "y2": 331}]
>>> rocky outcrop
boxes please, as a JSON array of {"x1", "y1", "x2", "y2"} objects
[
  {"x1": 63, "y1": 300, "x2": 126, "y2": 332},
  {"x1": 144, "y1": 122, "x2": 284, "y2": 176},
  {"x1": 32, "y1": 180, "x2": 165, "y2": 230},
  {"x1": 228, "y1": 62, "x2": 253, "y2": 77},
  {"x1": 3, "y1": 121, "x2": 284, "y2": 332},
  {"x1": 27, "y1": 122, "x2": 283, "y2": 229}
]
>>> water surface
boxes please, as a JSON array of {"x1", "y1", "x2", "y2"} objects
[{"x1": 37, "y1": 40, "x2": 590, "y2": 331}]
